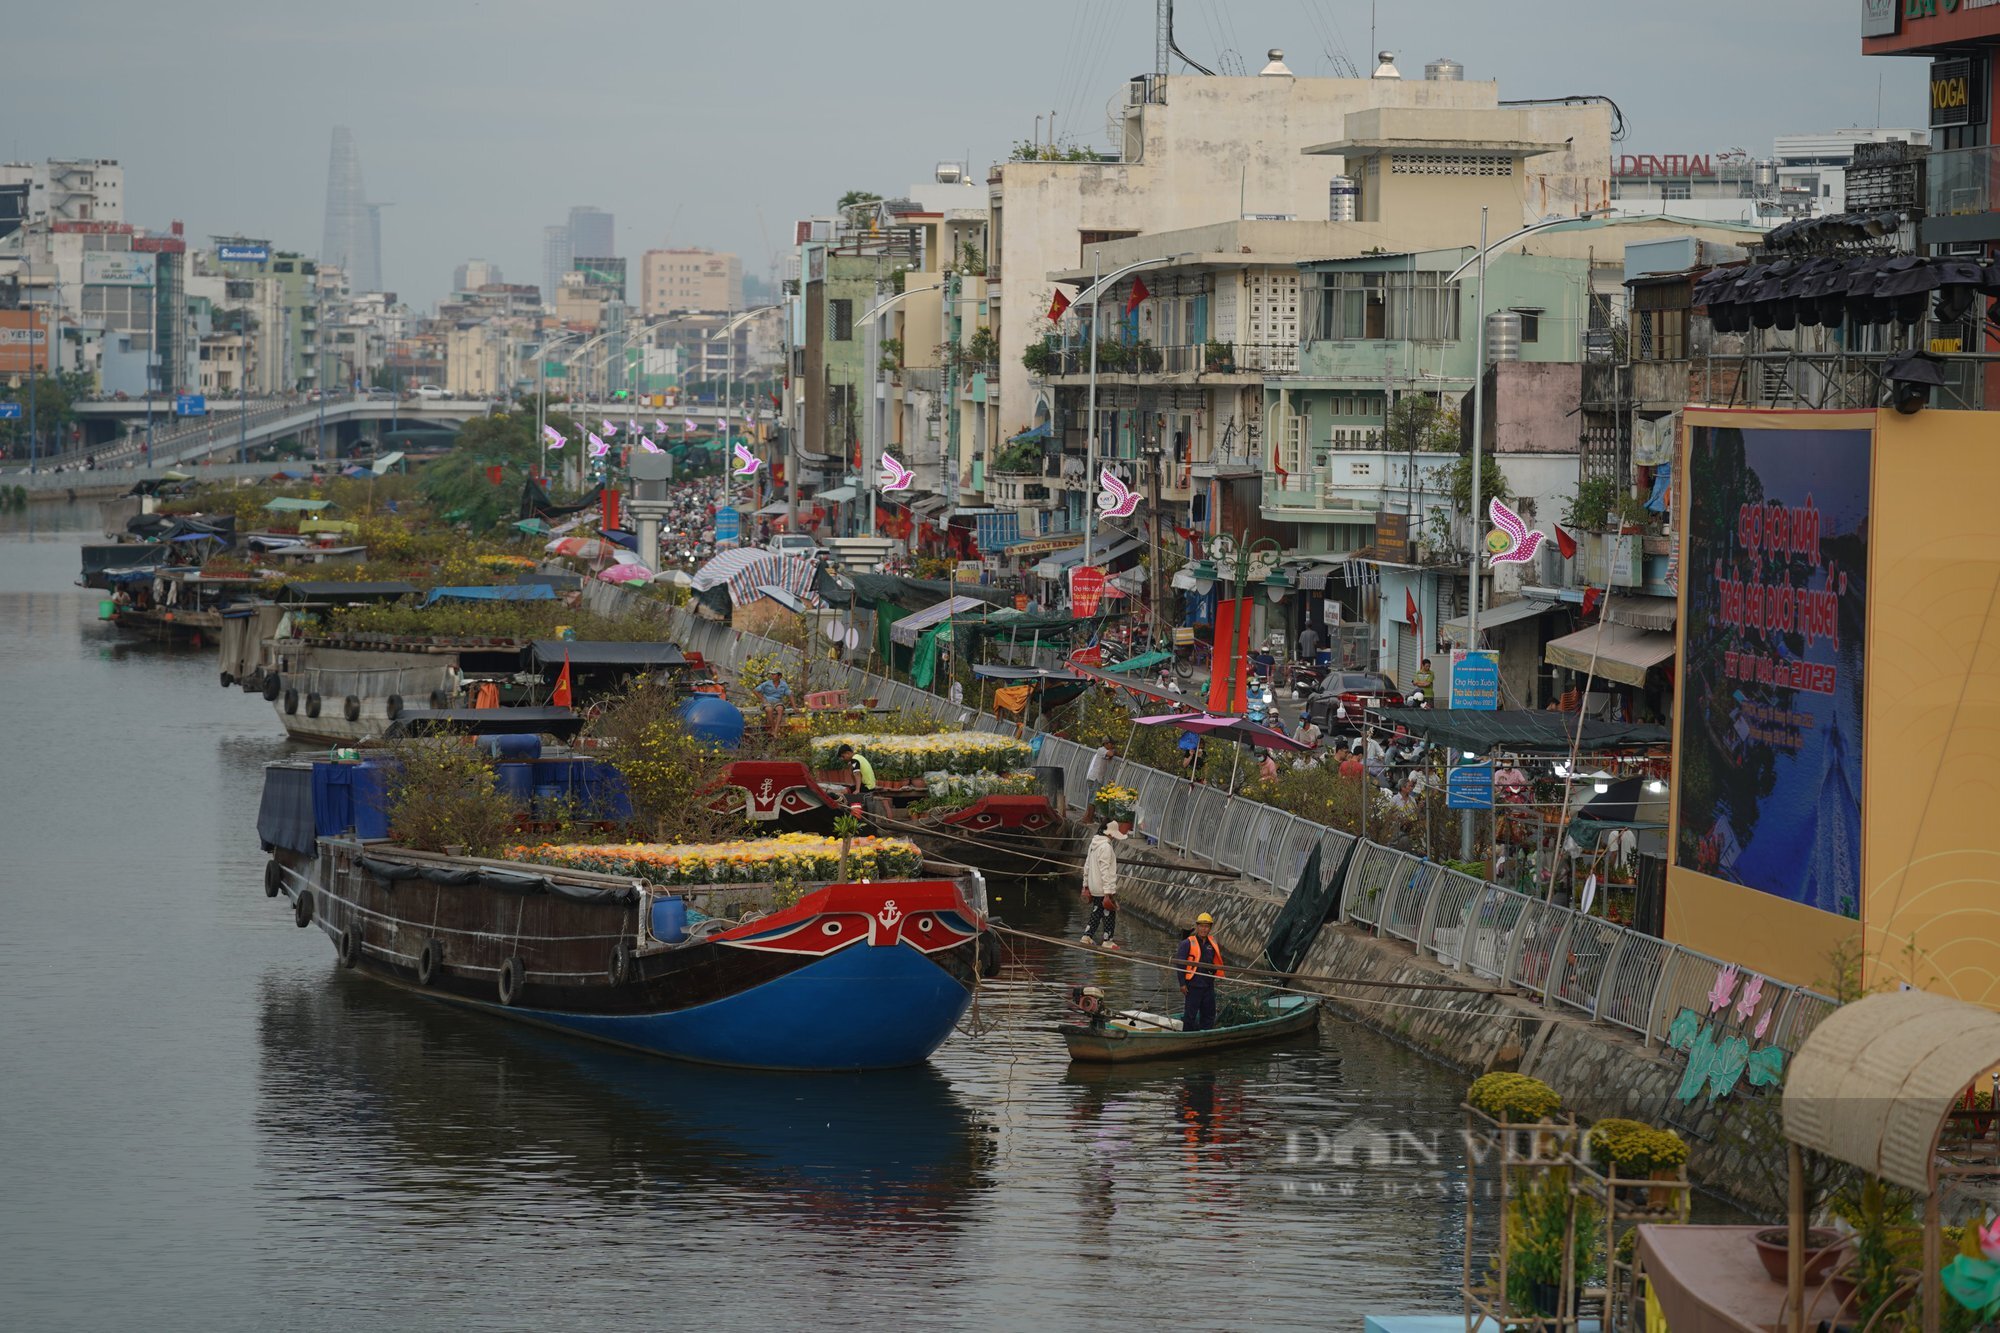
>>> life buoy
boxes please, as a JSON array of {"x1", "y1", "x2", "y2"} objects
[
  {"x1": 385, "y1": 694, "x2": 404, "y2": 721},
  {"x1": 220, "y1": 670, "x2": 235, "y2": 688},
  {"x1": 283, "y1": 687, "x2": 299, "y2": 714},
  {"x1": 497, "y1": 956, "x2": 525, "y2": 1006},
  {"x1": 417, "y1": 938, "x2": 444, "y2": 986},
  {"x1": 263, "y1": 674, "x2": 282, "y2": 702},
  {"x1": 293, "y1": 890, "x2": 314, "y2": 928},
  {"x1": 264, "y1": 859, "x2": 282, "y2": 898},
  {"x1": 305, "y1": 693, "x2": 322, "y2": 718},
  {"x1": 429, "y1": 689, "x2": 449, "y2": 710},
  {"x1": 343, "y1": 695, "x2": 361, "y2": 722},
  {"x1": 338, "y1": 927, "x2": 362, "y2": 968},
  {"x1": 609, "y1": 939, "x2": 633, "y2": 987}
]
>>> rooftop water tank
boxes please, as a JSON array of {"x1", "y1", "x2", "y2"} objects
[
  {"x1": 1486, "y1": 311, "x2": 1522, "y2": 365},
  {"x1": 1328, "y1": 176, "x2": 1359, "y2": 222},
  {"x1": 1424, "y1": 57, "x2": 1464, "y2": 82},
  {"x1": 935, "y1": 162, "x2": 964, "y2": 185}
]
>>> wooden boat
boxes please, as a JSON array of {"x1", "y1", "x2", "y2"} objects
[
  {"x1": 257, "y1": 758, "x2": 1000, "y2": 1072},
  {"x1": 699, "y1": 758, "x2": 1087, "y2": 880},
  {"x1": 1059, "y1": 994, "x2": 1321, "y2": 1064}
]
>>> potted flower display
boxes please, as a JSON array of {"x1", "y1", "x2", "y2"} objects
[{"x1": 1585, "y1": 1118, "x2": 1690, "y2": 1210}]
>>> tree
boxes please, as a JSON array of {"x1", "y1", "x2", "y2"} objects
[
  {"x1": 837, "y1": 190, "x2": 882, "y2": 211},
  {"x1": 1446, "y1": 452, "x2": 1512, "y2": 517},
  {"x1": 1384, "y1": 394, "x2": 1460, "y2": 453},
  {"x1": 419, "y1": 411, "x2": 569, "y2": 531}
]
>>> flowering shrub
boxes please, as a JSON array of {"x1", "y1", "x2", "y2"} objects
[
  {"x1": 1585, "y1": 1118, "x2": 1689, "y2": 1176},
  {"x1": 1467, "y1": 1072, "x2": 1563, "y2": 1123},
  {"x1": 508, "y1": 832, "x2": 924, "y2": 885},
  {"x1": 909, "y1": 770, "x2": 1042, "y2": 815},
  {"x1": 809, "y1": 731, "x2": 1034, "y2": 780},
  {"x1": 1094, "y1": 783, "x2": 1138, "y2": 822}
]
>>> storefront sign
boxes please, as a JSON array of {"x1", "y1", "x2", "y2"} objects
[
  {"x1": 1931, "y1": 57, "x2": 1982, "y2": 128},
  {"x1": 1374, "y1": 513, "x2": 1409, "y2": 562},
  {"x1": 1070, "y1": 565, "x2": 1106, "y2": 618},
  {"x1": 1613, "y1": 154, "x2": 1718, "y2": 179},
  {"x1": 1006, "y1": 535, "x2": 1084, "y2": 558},
  {"x1": 81, "y1": 253, "x2": 155, "y2": 287},
  {"x1": 1862, "y1": 0, "x2": 1899, "y2": 37}
]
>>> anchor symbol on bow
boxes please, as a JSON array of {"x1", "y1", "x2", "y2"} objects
[{"x1": 877, "y1": 901, "x2": 902, "y2": 927}]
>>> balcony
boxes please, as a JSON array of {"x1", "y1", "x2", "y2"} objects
[
  {"x1": 985, "y1": 469, "x2": 1062, "y2": 511},
  {"x1": 1258, "y1": 448, "x2": 1457, "y2": 527},
  {"x1": 1043, "y1": 340, "x2": 1299, "y2": 382},
  {"x1": 1924, "y1": 145, "x2": 2000, "y2": 245}
]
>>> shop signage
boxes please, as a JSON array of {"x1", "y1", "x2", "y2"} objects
[
  {"x1": 1070, "y1": 565, "x2": 1107, "y2": 618},
  {"x1": 1007, "y1": 534, "x2": 1084, "y2": 558},
  {"x1": 1613, "y1": 154, "x2": 1719, "y2": 179},
  {"x1": 1374, "y1": 513, "x2": 1410, "y2": 562},
  {"x1": 1862, "y1": 0, "x2": 1899, "y2": 37},
  {"x1": 82, "y1": 253, "x2": 155, "y2": 286},
  {"x1": 1446, "y1": 763, "x2": 1495, "y2": 810},
  {"x1": 216, "y1": 244, "x2": 269, "y2": 263},
  {"x1": 1449, "y1": 650, "x2": 1500, "y2": 711},
  {"x1": 1931, "y1": 57, "x2": 1982, "y2": 128}
]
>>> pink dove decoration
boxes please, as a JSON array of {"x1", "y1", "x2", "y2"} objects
[
  {"x1": 1753, "y1": 1008, "x2": 1772, "y2": 1041},
  {"x1": 654, "y1": 419, "x2": 669, "y2": 434},
  {"x1": 1485, "y1": 497, "x2": 1547, "y2": 565},
  {"x1": 1097, "y1": 469, "x2": 1138, "y2": 518},
  {"x1": 1734, "y1": 973, "x2": 1766, "y2": 1023},
  {"x1": 732, "y1": 444, "x2": 760, "y2": 476},
  {"x1": 1708, "y1": 964, "x2": 1740, "y2": 1014},
  {"x1": 683, "y1": 419, "x2": 697, "y2": 434},
  {"x1": 542, "y1": 425, "x2": 566, "y2": 450},
  {"x1": 601, "y1": 420, "x2": 617, "y2": 437},
  {"x1": 638, "y1": 436, "x2": 662, "y2": 454},
  {"x1": 586, "y1": 432, "x2": 606, "y2": 456},
  {"x1": 879, "y1": 452, "x2": 914, "y2": 492}
]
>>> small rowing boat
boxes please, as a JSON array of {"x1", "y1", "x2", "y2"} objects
[{"x1": 1058, "y1": 994, "x2": 1321, "y2": 1064}]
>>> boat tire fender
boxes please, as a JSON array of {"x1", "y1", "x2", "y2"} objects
[
  {"x1": 429, "y1": 689, "x2": 449, "y2": 710},
  {"x1": 293, "y1": 890, "x2": 314, "y2": 928},
  {"x1": 263, "y1": 675, "x2": 283, "y2": 702},
  {"x1": 384, "y1": 694, "x2": 403, "y2": 721},
  {"x1": 305, "y1": 693, "x2": 322, "y2": 718},
  {"x1": 976, "y1": 928, "x2": 1003, "y2": 979},
  {"x1": 338, "y1": 927, "x2": 362, "y2": 968},
  {"x1": 343, "y1": 695, "x2": 361, "y2": 722},
  {"x1": 283, "y1": 687, "x2": 299, "y2": 715},
  {"x1": 497, "y1": 955, "x2": 525, "y2": 1006},
  {"x1": 264, "y1": 859, "x2": 282, "y2": 898},
  {"x1": 609, "y1": 939, "x2": 633, "y2": 987},
  {"x1": 417, "y1": 939, "x2": 444, "y2": 986},
  {"x1": 220, "y1": 670, "x2": 235, "y2": 688}
]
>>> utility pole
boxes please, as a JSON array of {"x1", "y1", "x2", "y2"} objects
[
  {"x1": 1145, "y1": 434, "x2": 1164, "y2": 645},
  {"x1": 943, "y1": 268, "x2": 962, "y2": 506}
]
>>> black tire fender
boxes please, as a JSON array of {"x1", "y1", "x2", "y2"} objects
[
  {"x1": 429, "y1": 689, "x2": 450, "y2": 711},
  {"x1": 976, "y1": 928, "x2": 1004, "y2": 979},
  {"x1": 305, "y1": 693, "x2": 323, "y2": 719},
  {"x1": 417, "y1": 938, "x2": 444, "y2": 986},
  {"x1": 497, "y1": 955, "x2": 526, "y2": 1006},
  {"x1": 283, "y1": 687, "x2": 299, "y2": 715},
  {"x1": 263, "y1": 674, "x2": 283, "y2": 702},
  {"x1": 338, "y1": 927, "x2": 362, "y2": 968},
  {"x1": 293, "y1": 890, "x2": 314, "y2": 928},
  {"x1": 609, "y1": 939, "x2": 633, "y2": 987},
  {"x1": 343, "y1": 695, "x2": 361, "y2": 722},
  {"x1": 220, "y1": 670, "x2": 235, "y2": 688},
  {"x1": 384, "y1": 694, "x2": 404, "y2": 721},
  {"x1": 264, "y1": 859, "x2": 282, "y2": 898}
]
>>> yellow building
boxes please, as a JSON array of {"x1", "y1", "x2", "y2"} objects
[{"x1": 1667, "y1": 407, "x2": 2000, "y2": 1005}]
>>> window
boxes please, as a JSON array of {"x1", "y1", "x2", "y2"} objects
[
  {"x1": 1315, "y1": 271, "x2": 1460, "y2": 342},
  {"x1": 1513, "y1": 309, "x2": 1541, "y2": 343},
  {"x1": 829, "y1": 298, "x2": 853, "y2": 341}
]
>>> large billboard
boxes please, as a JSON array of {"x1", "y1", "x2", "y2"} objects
[
  {"x1": 1675, "y1": 422, "x2": 1871, "y2": 919},
  {"x1": 0, "y1": 309, "x2": 48, "y2": 373},
  {"x1": 82, "y1": 252, "x2": 156, "y2": 287}
]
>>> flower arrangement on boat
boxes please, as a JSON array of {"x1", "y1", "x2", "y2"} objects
[
  {"x1": 1093, "y1": 783, "x2": 1137, "y2": 823},
  {"x1": 507, "y1": 832, "x2": 924, "y2": 885},
  {"x1": 908, "y1": 770, "x2": 1042, "y2": 815},
  {"x1": 808, "y1": 731, "x2": 1034, "y2": 780}
]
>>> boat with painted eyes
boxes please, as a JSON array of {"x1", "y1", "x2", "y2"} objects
[{"x1": 255, "y1": 756, "x2": 1000, "y2": 1071}]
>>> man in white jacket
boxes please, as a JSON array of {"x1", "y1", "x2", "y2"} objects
[{"x1": 1080, "y1": 817, "x2": 1124, "y2": 949}]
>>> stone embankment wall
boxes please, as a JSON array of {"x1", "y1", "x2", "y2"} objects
[{"x1": 1115, "y1": 849, "x2": 1779, "y2": 1213}]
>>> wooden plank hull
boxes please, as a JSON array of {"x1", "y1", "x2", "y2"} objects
[{"x1": 1059, "y1": 997, "x2": 1321, "y2": 1064}]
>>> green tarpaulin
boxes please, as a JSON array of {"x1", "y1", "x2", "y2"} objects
[
  {"x1": 1103, "y1": 649, "x2": 1171, "y2": 673},
  {"x1": 264, "y1": 497, "x2": 333, "y2": 513},
  {"x1": 910, "y1": 622, "x2": 946, "y2": 689}
]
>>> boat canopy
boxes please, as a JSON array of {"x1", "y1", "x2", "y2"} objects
[
  {"x1": 264, "y1": 497, "x2": 332, "y2": 512},
  {"x1": 278, "y1": 580, "x2": 419, "y2": 603},
  {"x1": 420, "y1": 584, "x2": 557, "y2": 606},
  {"x1": 529, "y1": 641, "x2": 687, "y2": 670}
]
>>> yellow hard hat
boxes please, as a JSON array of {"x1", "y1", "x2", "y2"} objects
[{"x1": 1195, "y1": 912, "x2": 1214, "y2": 925}]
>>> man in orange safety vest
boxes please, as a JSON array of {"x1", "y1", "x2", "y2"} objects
[{"x1": 1176, "y1": 912, "x2": 1225, "y2": 1032}]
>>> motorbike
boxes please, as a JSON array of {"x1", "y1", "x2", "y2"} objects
[{"x1": 1287, "y1": 658, "x2": 1328, "y2": 699}]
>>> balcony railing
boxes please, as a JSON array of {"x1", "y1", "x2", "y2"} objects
[
  {"x1": 1048, "y1": 340, "x2": 1299, "y2": 378},
  {"x1": 1929, "y1": 144, "x2": 2000, "y2": 218}
]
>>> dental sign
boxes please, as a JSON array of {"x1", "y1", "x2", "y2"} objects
[{"x1": 1931, "y1": 57, "x2": 1982, "y2": 127}]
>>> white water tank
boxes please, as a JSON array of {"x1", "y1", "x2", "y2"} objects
[
  {"x1": 1486, "y1": 311, "x2": 1522, "y2": 364},
  {"x1": 1425, "y1": 57, "x2": 1464, "y2": 82},
  {"x1": 1328, "y1": 176, "x2": 1359, "y2": 222}
]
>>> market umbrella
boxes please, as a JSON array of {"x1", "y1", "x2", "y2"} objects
[
  {"x1": 514, "y1": 517, "x2": 550, "y2": 536},
  {"x1": 544, "y1": 536, "x2": 612, "y2": 562},
  {"x1": 1135, "y1": 711, "x2": 1315, "y2": 794},
  {"x1": 598, "y1": 562, "x2": 655, "y2": 585}
]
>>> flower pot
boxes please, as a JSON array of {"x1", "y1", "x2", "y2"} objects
[
  {"x1": 1526, "y1": 1280, "x2": 1564, "y2": 1317},
  {"x1": 1750, "y1": 1227, "x2": 1845, "y2": 1285}
]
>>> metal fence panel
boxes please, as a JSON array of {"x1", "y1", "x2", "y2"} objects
[
  {"x1": 1596, "y1": 932, "x2": 1674, "y2": 1035},
  {"x1": 1380, "y1": 858, "x2": 1436, "y2": 944},
  {"x1": 1768, "y1": 987, "x2": 1839, "y2": 1053},
  {"x1": 1648, "y1": 947, "x2": 1727, "y2": 1046},
  {"x1": 1418, "y1": 870, "x2": 1487, "y2": 967},
  {"x1": 1246, "y1": 807, "x2": 1283, "y2": 882},
  {"x1": 1553, "y1": 915, "x2": 1629, "y2": 1015},
  {"x1": 1504, "y1": 901, "x2": 1574, "y2": 996},
  {"x1": 1341, "y1": 843, "x2": 1399, "y2": 929},
  {"x1": 1456, "y1": 886, "x2": 1528, "y2": 982}
]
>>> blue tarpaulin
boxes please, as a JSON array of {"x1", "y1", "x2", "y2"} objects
[
  {"x1": 421, "y1": 584, "x2": 556, "y2": 606},
  {"x1": 311, "y1": 760, "x2": 393, "y2": 842}
]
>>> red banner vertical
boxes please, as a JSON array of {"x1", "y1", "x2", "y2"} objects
[
  {"x1": 1206, "y1": 596, "x2": 1252, "y2": 715},
  {"x1": 601, "y1": 487, "x2": 621, "y2": 533}
]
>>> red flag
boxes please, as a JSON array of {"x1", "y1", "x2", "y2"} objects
[
  {"x1": 1273, "y1": 431, "x2": 1288, "y2": 479},
  {"x1": 1554, "y1": 524, "x2": 1578, "y2": 560},
  {"x1": 552, "y1": 651, "x2": 573, "y2": 708},
  {"x1": 485, "y1": 464, "x2": 504, "y2": 485},
  {"x1": 1406, "y1": 588, "x2": 1420, "y2": 631},
  {"x1": 1124, "y1": 276, "x2": 1150, "y2": 316},
  {"x1": 1046, "y1": 288, "x2": 1071, "y2": 322},
  {"x1": 769, "y1": 391, "x2": 781, "y2": 409},
  {"x1": 1581, "y1": 587, "x2": 1602, "y2": 618}
]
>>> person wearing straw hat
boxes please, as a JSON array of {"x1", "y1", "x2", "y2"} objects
[{"x1": 1175, "y1": 913, "x2": 1225, "y2": 1032}]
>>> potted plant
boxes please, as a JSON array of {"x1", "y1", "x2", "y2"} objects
[
  {"x1": 1585, "y1": 1118, "x2": 1689, "y2": 1210},
  {"x1": 1468, "y1": 1072, "x2": 1563, "y2": 1124},
  {"x1": 1203, "y1": 339, "x2": 1235, "y2": 372},
  {"x1": 1501, "y1": 1167, "x2": 1600, "y2": 1316},
  {"x1": 1020, "y1": 338, "x2": 1058, "y2": 377}
]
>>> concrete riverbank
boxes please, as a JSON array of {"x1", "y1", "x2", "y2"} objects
[{"x1": 1112, "y1": 848, "x2": 1778, "y2": 1213}]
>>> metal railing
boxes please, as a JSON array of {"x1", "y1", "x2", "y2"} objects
[
  {"x1": 1051, "y1": 341, "x2": 1301, "y2": 378},
  {"x1": 1928, "y1": 143, "x2": 2000, "y2": 219},
  {"x1": 661, "y1": 606, "x2": 1841, "y2": 1055}
]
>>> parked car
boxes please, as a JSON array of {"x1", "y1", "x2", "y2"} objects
[
  {"x1": 765, "y1": 534, "x2": 819, "y2": 558},
  {"x1": 365, "y1": 387, "x2": 396, "y2": 401},
  {"x1": 1305, "y1": 671, "x2": 1407, "y2": 732},
  {"x1": 414, "y1": 384, "x2": 447, "y2": 400}
]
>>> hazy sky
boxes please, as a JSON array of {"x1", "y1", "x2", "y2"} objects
[{"x1": 8, "y1": 0, "x2": 1925, "y2": 308}]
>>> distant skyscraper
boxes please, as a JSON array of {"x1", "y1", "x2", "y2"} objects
[
  {"x1": 541, "y1": 225, "x2": 572, "y2": 310},
  {"x1": 567, "y1": 206, "x2": 613, "y2": 262},
  {"x1": 321, "y1": 128, "x2": 381, "y2": 293},
  {"x1": 454, "y1": 259, "x2": 504, "y2": 292}
]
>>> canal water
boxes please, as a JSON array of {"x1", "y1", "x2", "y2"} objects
[{"x1": 1, "y1": 504, "x2": 1490, "y2": 1332}]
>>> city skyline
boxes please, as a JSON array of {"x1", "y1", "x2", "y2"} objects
[{"x1": 0, "y1": 0, "x2": 1922, "y2": 309}]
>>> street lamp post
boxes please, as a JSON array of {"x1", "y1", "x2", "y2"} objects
[{"x1": 708, "y1": 305, "x2": 777, "y2": 524}]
